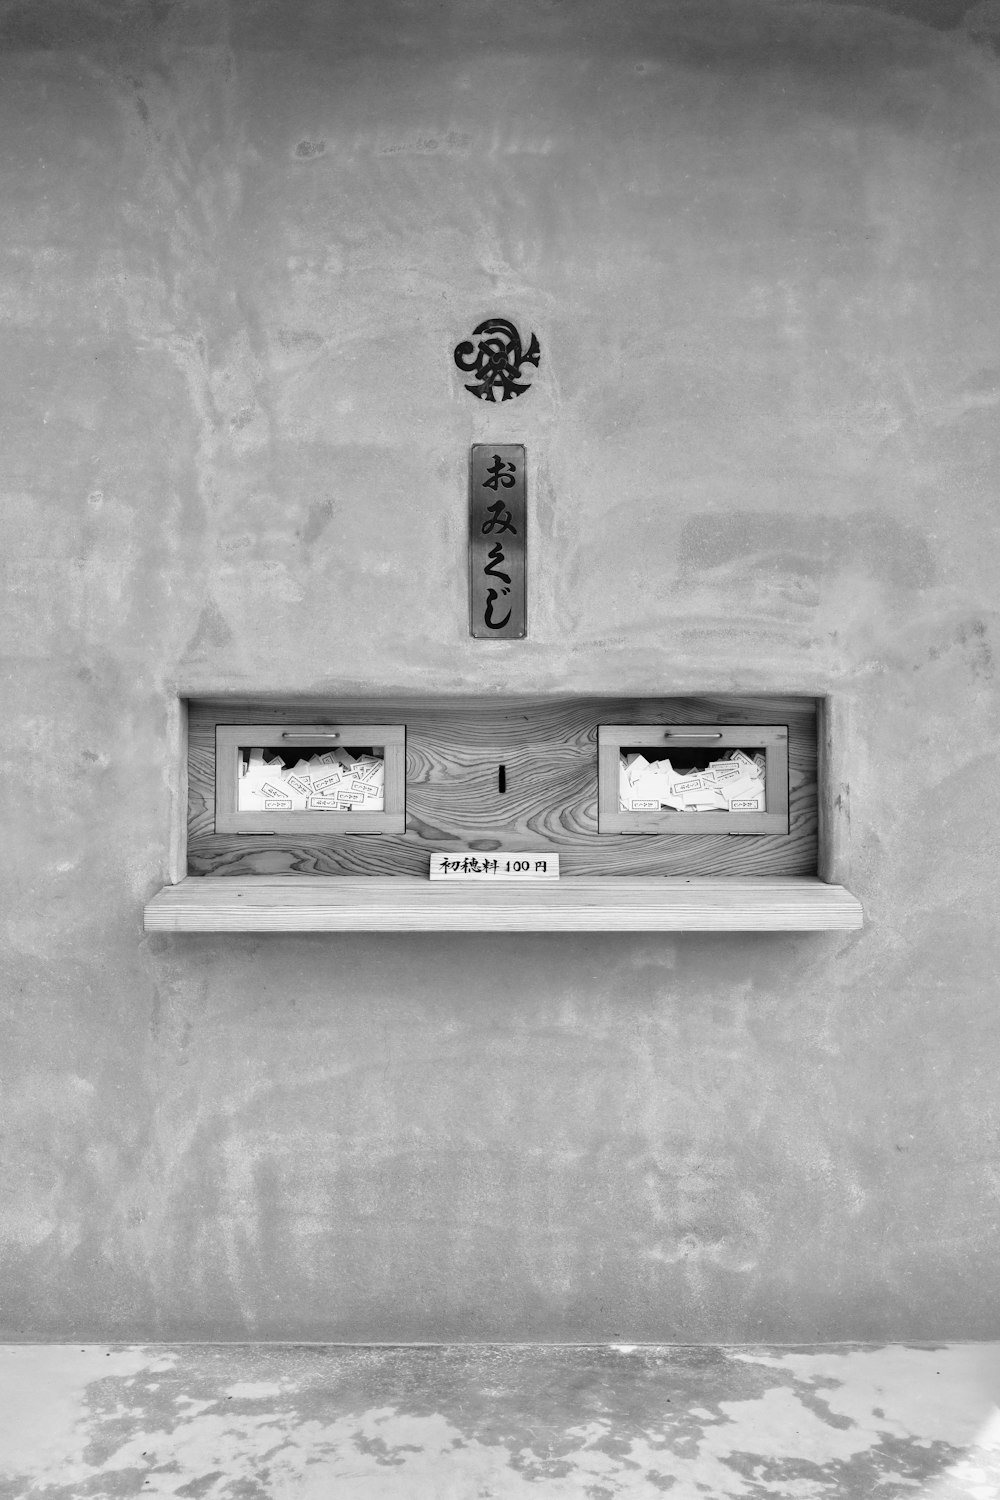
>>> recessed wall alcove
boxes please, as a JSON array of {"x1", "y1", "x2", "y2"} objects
[{"x1": 144, "y1": 693, "x2": 861, "y2": 932}]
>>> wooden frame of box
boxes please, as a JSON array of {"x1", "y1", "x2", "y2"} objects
[
  {"x1": 597, "y1": 723, "x2": 789, "y2": 835},
  {"x1": 215, "y1": 723, "x2": 406, "y2": 835}
]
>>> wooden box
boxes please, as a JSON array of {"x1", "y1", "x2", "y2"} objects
[
  {"x1": 598, "y1": 723, "x2": 789, "y2": 835},
  {"x1": 214, "y1": 723, "x2": 406, "y2": 835}
]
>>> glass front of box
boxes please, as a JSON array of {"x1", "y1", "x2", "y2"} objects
[
  {"x1": 619, "y1": 746, "x2": 767, "y2": 813},
  {"x1": 236, "y1": 743, "x2": 386, "y2": 813}
]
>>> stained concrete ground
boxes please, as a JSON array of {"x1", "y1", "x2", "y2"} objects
[{"x1": 0, "y1": 1344, "x2": 998, "y2": 1498}]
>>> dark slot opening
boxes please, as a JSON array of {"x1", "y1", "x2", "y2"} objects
[
  {"x1": 250, "y1": 744, "x2": 382, "y2": 769},
  {"x1": 621, "y1": 746, "x2": 765, "y2": 776},
  {"x1": 498, "y1": 764, "x2": 507, "y2": 794}
]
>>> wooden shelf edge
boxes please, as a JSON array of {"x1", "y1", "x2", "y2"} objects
[{"x1": 144, "y1": 877, "x2": 863, "y2": 933}]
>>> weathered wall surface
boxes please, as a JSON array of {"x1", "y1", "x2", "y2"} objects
[{"x1": 3, "y1": 0, "x2": 1000, "y2": 1340}]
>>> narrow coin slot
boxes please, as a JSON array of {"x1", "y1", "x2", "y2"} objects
[{"x1": 498, "y1": 764, "x2": 506, "y2": 794}]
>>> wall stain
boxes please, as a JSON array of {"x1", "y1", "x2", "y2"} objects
[
  {"x1": 300, "y1": 498, "x2": 335, "y2": 547},
  {"x1": 677, "y1": 509, "x2": 935, "y2": 592},
  {"x1": 183, "y1": 601, "x2": 234, "y2": 656}
]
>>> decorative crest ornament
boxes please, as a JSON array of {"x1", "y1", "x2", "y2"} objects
[{"x1": 453, "y1": 318, "x2": 541, "y2": 402}]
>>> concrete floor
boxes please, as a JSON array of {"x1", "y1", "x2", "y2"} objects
[{"x1": 1, "y1": 1344, "x2": 999, "y2": 1498}]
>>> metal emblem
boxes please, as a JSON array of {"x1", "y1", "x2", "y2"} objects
[
  {"x1": 454, "y1": 318, "x2": 540, "y2": 402},
  {"x1": 469, "y1": 444, "x2": 526, "y2": 639}
]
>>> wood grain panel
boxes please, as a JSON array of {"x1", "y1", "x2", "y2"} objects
[{"x1": 187, "y1": 696, "x2": 818, "y2": 878}]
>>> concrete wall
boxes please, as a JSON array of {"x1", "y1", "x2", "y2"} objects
[{"x1": 3, "y1": 0, "x2": 1000, "y2": 1341}]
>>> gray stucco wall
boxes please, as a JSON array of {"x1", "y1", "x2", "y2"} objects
[{"x1": 3, "y1": 0, "x2": 999, "y2": 1341}]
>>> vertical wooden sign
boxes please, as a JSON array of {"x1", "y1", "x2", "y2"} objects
[{"x1": 469, "y1": 443, "x2": 526, "y2": 639}]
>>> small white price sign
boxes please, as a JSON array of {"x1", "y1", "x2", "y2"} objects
[{"x1": 430, "y1": 852, "x2": 559, "y2": 881}]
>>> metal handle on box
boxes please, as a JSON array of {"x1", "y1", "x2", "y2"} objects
[
  {"x1": 663, "y1": 732, "x2": 722, "y2": 740},
  {"x1": 281, "y1": 732, "x2": 340, "y2": 741}
]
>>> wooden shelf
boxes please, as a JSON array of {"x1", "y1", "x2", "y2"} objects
[{"x1": 144, "y1": 877, "x2": 862, "y2": 933}]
